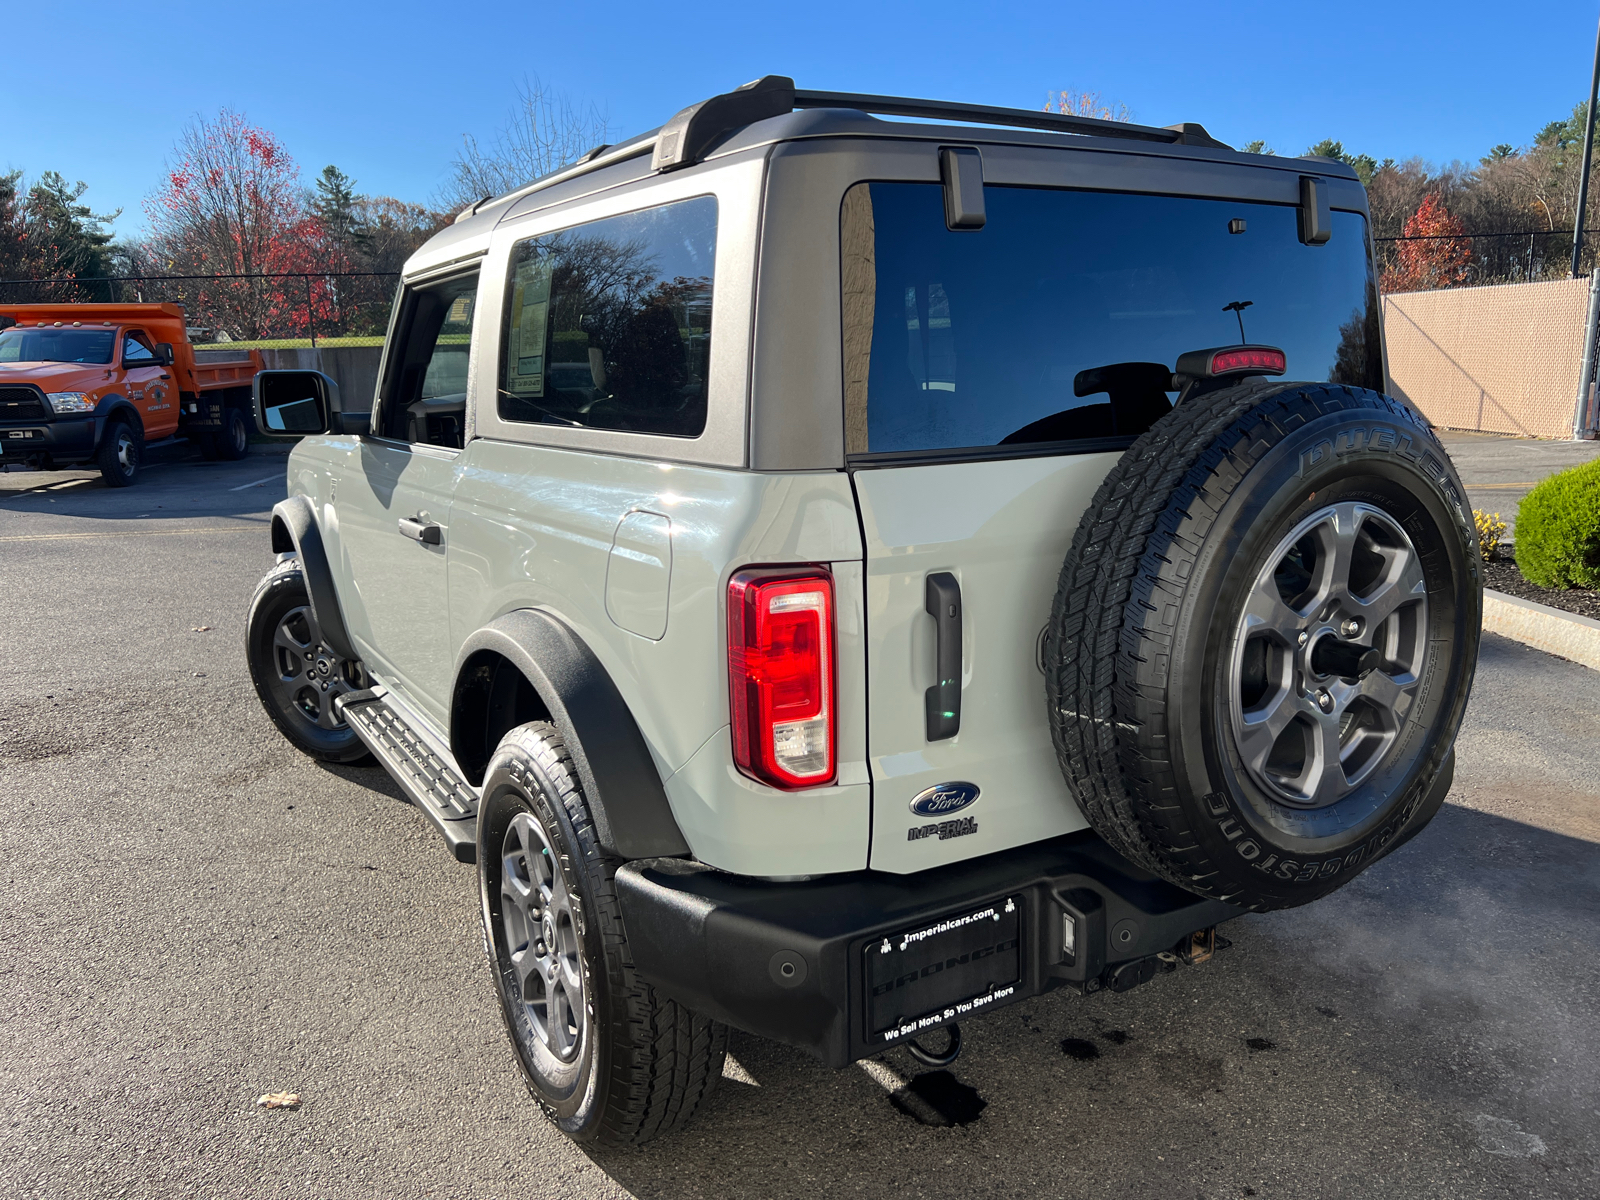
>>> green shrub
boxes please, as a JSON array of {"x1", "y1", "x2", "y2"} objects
[{"x1": 1515, "y1": 457, "x2": 1600, "y2": 589}]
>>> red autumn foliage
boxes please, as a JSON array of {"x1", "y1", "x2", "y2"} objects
[
  {"x1": 145, "y1": 110, "x2": 349, "y2": 339},
  {"x1": 1382, "y1": 192, "x2": 1473, "y2": 293}
]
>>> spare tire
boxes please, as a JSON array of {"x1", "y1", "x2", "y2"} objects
[{"x1": 1047, "y1": 381, "x2": 1480, "y2": 912}]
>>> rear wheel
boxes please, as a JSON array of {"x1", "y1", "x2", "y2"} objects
[
  {"x1": 96, "y1": 418, "x2": 142, "y2": 487},
  {"x1": 479, "y1": 722, "x2": 727, "y2": 1145},
  {"x1": 1048, "y1": 381, "x2": 1480, "y2": 911},
  {"x1": 215, "y1": 407, "x2": 250, "y2": 461},
  {"x1": 245, "y1": 559, "x2": 371, "y2": 763}
]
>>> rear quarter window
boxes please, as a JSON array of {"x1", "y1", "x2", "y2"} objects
[
  {"x1": 841, "y1": 182, "x2": 1380, "y2": 458},
  {"x1": 499, "y1": 196, "x2": 716, "y2": 438}
]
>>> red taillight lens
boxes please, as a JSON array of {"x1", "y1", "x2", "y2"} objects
[
  {"x1": 728, "y1": 567, "x2": 836, "y2": 789},
  {"x1": 1210, "y1": 347, "x2": 1286, "y2": 375}
]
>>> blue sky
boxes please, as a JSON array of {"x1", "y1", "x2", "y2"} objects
[{"x1": 5, "y1": 0, "x2": 1599, "y2": 240}]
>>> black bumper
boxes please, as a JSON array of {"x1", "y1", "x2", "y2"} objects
[
  {"x1": 615, "y1": 831, "x2": 1243, "y2": 1069},
  {"x1": 0, "y1": 415, "x2": 96, "y2": 463}
]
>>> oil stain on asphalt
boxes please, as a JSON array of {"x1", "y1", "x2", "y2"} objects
[{"x1": 1060, "y1": 1038, "x2": 1100, "y2": 1061}]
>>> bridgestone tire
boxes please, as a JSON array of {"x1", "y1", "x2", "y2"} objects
[
  {"x1": 1048, "y1": 381, "x2": 1480, "y2": 912},
  {"x1": 245, "y1": 559, "x2": 373, "y2": 764},
  {"x1": 478, "y1": 722, "x2": 727, "y2": 1146},
  {"x1": 96, "y1": 418, "x2": 142, "y2": 487}
]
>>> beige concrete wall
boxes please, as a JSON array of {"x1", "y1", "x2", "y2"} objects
[{"x1": 1383, "y1": 276, "x2": 1591, "y2": 439}]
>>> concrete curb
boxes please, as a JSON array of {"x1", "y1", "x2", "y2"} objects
[{"x1": 1483, "y1": 588, "x2": 1600, "y2": 670}]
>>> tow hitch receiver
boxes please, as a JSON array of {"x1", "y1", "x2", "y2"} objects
[{"x1": 1180, "y1": 926, "x2": 1218, "y2": 966}]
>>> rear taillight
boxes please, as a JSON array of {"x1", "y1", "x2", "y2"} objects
[{"x1": 728, "y1": 567, "x2": 836, "y2": 789}]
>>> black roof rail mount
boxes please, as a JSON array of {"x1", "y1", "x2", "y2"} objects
[{"x1": 654, "y1": 76, "x2": 798, "y2": 172}]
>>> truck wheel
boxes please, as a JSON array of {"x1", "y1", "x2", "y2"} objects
[
  {"x1": 96, "y1": 418, "x2": 142, "y2": 487},
  {"x1": 1047, "y1": 381, "x2": 1480, "y2": 912},
  {"x1": 245, "y1": 559, "x2": 372, "y2": 764},
  {"x1": 216, "y1": 407, "x2": 251, "y2": 461},
  {"x1": 478, "y1": 722, "x2": 727, "y2": 1146}
]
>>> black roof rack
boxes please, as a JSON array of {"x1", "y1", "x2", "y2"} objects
[
  {"x1": 477, "y1": 77, "x2": 1233, "y2": 218},
  {"x1": 792, "y1": 88, "x2": 1231, "y2": 151}
]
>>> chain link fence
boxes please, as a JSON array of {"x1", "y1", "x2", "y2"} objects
[
  {"x1": 0, "y1": 271, "x2": 401, "y2": 347},
  {"x1": 1376, "y1": 230, "x2": 1593, "y2": 289}
]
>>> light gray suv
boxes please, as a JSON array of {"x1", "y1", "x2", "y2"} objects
[{"x1": 245, "y1": 77, "x2": 1481, "y2": 1145}]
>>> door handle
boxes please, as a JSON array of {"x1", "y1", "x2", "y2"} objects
[
  {"x1": 925, "y1": 571, "x2": 962, "y2": 741},
  {"x1": 398, "y1": 516, "x2": 443, "y2": 545}
]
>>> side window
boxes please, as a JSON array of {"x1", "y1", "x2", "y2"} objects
[
  {"x1": 379, "y1": 273, "x2": 479, "y2": 448},
  {"x1": 122, "y1": 333, "x2": 155, "y2": 365},
  {"x1": 498, "y1": 195, "x2": 716, "y2": 438}
]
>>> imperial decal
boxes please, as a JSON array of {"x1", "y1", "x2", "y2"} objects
[
  {"x1": 908, "y1": 781, "x2": 980, "y2": 817},
  {"x1": 907, "y1": 816, "x2": 978, "y2": 842}
]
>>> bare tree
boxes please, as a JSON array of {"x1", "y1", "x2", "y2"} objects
[
  {"x1": 439, "y1": 77, "x2": 611, "y2": 213},
  {"x1": 1043, "y1": 89, "x2": 1133, "y2": 123}
]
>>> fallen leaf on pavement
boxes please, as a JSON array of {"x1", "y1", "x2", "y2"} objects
[
  {"x1": 191, "y1": 626, "x2": 212, "y2": 632},
  {"x1": 257, "y1": 1092, "x2": 300, "y2": 1109}
]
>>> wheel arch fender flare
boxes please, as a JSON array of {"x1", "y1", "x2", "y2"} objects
[
  {"x1": 93, "y1": 396, "x2": 141, "y2": 445},
  {"x1": 453, "y1": 609, "x2": 692, "y2": 861},
  {"x1": 268, "y1": 495, "x2": 358, "y2": 662}
]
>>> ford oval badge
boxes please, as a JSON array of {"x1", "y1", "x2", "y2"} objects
[{"x1": 909, "y1": 782, "x2": 981, "y2": 817}]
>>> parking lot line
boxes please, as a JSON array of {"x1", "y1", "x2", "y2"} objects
[
  {"x1": 229, "y1": 474, "x2": 282, "y2": 492},
  {"x1": 0, "y1": 526, "x2": 257, "y2": 543}
]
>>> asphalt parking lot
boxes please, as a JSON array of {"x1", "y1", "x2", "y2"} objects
[
  {"x1": 1439, "y1": 429, "x2": 1600, "y2": 540},
  {"x1": 2, "y1": 445, "x2": 1598, "y2": 1199}
]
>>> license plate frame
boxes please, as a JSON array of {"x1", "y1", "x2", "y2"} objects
[{"x1": 864, "y1": 895, "x2": 1024, "y2": 1046}]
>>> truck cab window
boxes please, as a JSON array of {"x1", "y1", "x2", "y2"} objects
[
  {"x1": 122, "y1": 334, "x2": 156, "y2": 364},
  {"x1": 380, "y1": 272, "x2": 479, "y2": 449}
]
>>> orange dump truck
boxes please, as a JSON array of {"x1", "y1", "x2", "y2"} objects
[{"x1": 0, "y1": 303, "x2": 264, "y2": 486}]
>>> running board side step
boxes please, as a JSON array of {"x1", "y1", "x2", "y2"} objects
[{"x1": 336, "y1": 687, "x2": 479, "y2": 864}]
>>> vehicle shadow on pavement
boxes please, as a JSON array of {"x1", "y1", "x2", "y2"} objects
[
  {"x1": 583, "y1": 801, "x2": 1600, "y2": 1200},
  {"x1": 0, "y1": 447, "x2": 286, "y2": 522}
]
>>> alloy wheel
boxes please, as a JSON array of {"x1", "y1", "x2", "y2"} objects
[
  {"x1": 500, "y1": 811, "x2": 586, "y2": 1062},
  {"x1": 269, "y1": 604, "x2": 357, "y2": 729},
  {"x1": 1228, "y1": 502, "x2": 1430, "y2": 808}
]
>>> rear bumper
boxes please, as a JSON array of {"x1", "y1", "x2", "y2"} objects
[
  {"x1": 615, "y1": 831, "x2": 1243, "y2": 1069},
  {"x1": 0, "y1": 415, "x2": 96, "y2": 462}
]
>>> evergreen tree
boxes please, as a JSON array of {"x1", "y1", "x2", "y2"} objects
[
  {"x1": 1305, "y1": 139, "x2": 1378, "y2": 186},
  {"x1": 313, "y1": 165, "x2": 367, "y2": 254}
]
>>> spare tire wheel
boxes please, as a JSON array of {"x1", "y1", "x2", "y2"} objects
[{"x1": 1047, "y1": 381, "x2": 1480, "y2": 912}]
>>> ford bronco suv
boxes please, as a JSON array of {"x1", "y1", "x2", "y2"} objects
[{"x1": 245, "y1": 77, "x2": 1480, "y2": 1145}]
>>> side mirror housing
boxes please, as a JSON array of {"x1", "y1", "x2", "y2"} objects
[
  {"x1": 254, "y1": 370, "x2": 341, "y2": 437},
  {"x1": 153, "y1": 342, "x2": 175, "y2": 366}
]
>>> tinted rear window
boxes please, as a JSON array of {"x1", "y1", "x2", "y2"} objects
[
  {"x1": 842, "y1": 183, "x2": 1380, "y2": 457},
  {"x1": 499, "y1": 196, "x2": 716, "y2": 438}
]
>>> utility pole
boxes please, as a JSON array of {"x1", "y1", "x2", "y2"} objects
[{"x1": 1571, "y1": 11, "x2": 1600, "y2": 278}]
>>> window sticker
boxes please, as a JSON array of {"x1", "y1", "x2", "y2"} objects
[{"x1": 507, "y1": 256, "x2": 553, "y2": 397}]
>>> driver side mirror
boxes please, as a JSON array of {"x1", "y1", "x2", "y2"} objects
[
  {"x1": 254, "y1": 370, "x2": 342, "y2": 436},
  {"x1": 153, "y1": 342, "x2": 175, "y2": 366}
]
